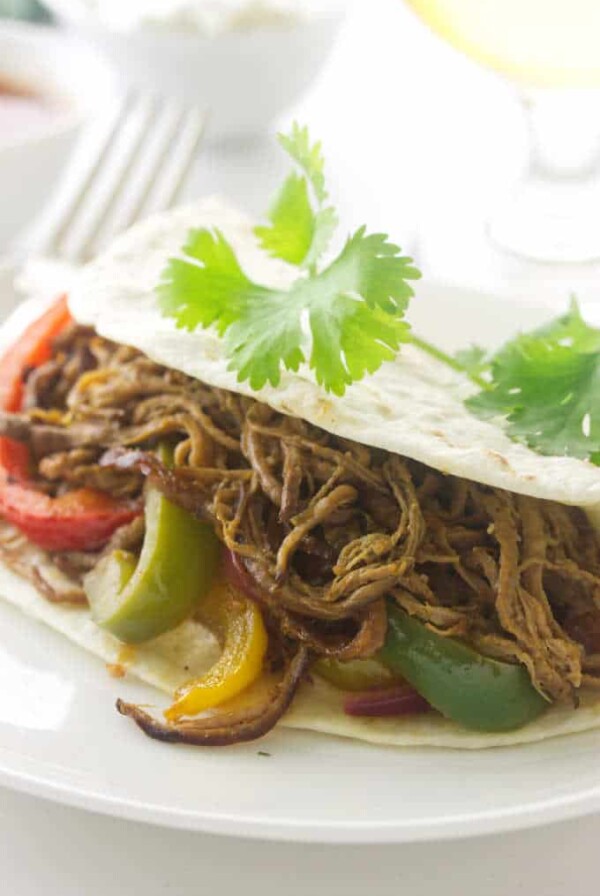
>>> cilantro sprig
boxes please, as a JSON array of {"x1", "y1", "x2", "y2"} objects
[
  {"x1": 465, "y1": 300, "x2": 600, "y2": 463},
  {"x1": 254, "y1": 123, "x2": 338, "y2": 272},
  {"x1": 411, "y1": 300, "x2": 600, "y2": 464},
  {"x1": 158, "y1": 125, "x2": 420, "y2": 396},
  {"x1": 158, "y1": 124, "x2": 600, "y2": 466}
]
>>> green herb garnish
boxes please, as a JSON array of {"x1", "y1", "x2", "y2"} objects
[
  {"x1": 254, "y1": 123, "x2": 338, "y2": 271},
  {"x1": 158, "y1": 124, "x2": 600, "y2": 466},
  {"x1": 453, "y1": 345, "x2": 490, "y2": 379},
  {"x1": 158, "y1": 125, "x2": 420, "y2": 396},
  {"x1": 466, "y1": 300, "x2": 600, "y2": 462}
]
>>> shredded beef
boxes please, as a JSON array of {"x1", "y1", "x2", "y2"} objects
[{"x1": 3, "y1": 327, "x2": 600, "y2": 713}]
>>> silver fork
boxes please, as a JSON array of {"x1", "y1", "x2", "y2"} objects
[{"x1": 33, "y1": 92, "x2": 207, "y2": 265}]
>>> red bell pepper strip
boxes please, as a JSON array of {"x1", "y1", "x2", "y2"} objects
[
  {"x1": 0, "y1": 296, "x2": 72, "y2": 481},
  {"x1": 0, "y1": 296, "x2": 72, "y2": 413},
  {"x1": 0, "y1": 296, "x2": 140, "y2": 552},
  {"x1": 0, "y1": 483, "x2": 141, "y2": 552}
]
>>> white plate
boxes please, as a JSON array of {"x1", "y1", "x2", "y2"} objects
[{"x1": 0, "y1": 275, "x2": 599, "y2": 844}]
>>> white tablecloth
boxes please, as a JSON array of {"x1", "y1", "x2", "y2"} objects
[{"x1": 3, "y1": 784, "x2": 599, "y2": 895}]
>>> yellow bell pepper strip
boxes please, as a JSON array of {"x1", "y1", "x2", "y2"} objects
[
  {"x1": 164, "y1": 578, "x2": 269, "y2": 721},
  {"x1": 84, "y1": 485, "x2": 219, "y2": 644},
  {"x1": 313, "y1": 657, "x2": 398, "y2": 692},
  {"x1": 117, "y1": 643, "x2": 309, "y2": 747}
]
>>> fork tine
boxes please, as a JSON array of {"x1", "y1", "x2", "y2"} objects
[
  {"x1": 144, "y1": 107, "x2": 207, "y2": 216},
  {"x1": 96, "y1": 104, "x2": 184, "y2": 244},
  {"x1": 87, "y1": 102, "x2": 199, "y2": 256},
  {"x1": 65, "y1": 93, "x2": 163, "y2": 263},
  {"x1": 35, "y1": 93, "x2": 207, "y2": 267},
  {"x1": 39, "y1": 92, "x2": 134, "y2": 258}
]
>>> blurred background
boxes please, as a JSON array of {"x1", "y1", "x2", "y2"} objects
[
  {"x1": 2, "y1": 0, "x2": 600, "y2": 310},
  {"x1": 0, "y1": 0, "x2": 48, "y2": 20}
]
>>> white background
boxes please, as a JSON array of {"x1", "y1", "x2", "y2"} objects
[{"x1": 4, "y1": 0, "x2": 600, "y2": 891}]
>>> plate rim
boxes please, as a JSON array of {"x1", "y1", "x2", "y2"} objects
[{"x1": 1, "y1": 753, "x2": 600, "y2": 843}]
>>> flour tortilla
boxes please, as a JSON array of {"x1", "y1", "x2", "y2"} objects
[
  {"x1": 2, "y1": 553, "x2": 600, "y2": 749},
  {"x1": 69, "y1": 197, "x2": 600, "y2": 510},
  {"x1": 1, "y1": 197, "x2": 599, "y2": 749}
]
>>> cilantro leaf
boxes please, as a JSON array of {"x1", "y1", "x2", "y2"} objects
[
  {"x1": 310, "y1": 300, "x2": 410, "y2": 395},
  {"x1": 158, "y1": 226, "x2": 420, "y2": 395},
  {"x1": 303, "y1": 206, "x2": 338, "y2": 271},
  {"x1": 453, "y1": 345, "x2": 490, "y2": 377},
  {"x1": 278, "y1": 122, "x2": 328, "y2": 203},
  {"x1": 225, "y1": 293, "x2": 305, "y2": 391},
  {"x1": 254, "y1": 123, "x2": 337, "y2": 270},
  {"x1": 309, "y1": 228, "x2": 419, "y2": 316},
  {"x1": 254, "y1": 173, "x2": 315, "y2": 265},
  {"x1": 467, "y1": 301, "x2": 600, "y2": 461},
  {"x1": 157, "y1": 229, "x2": 269, "y2": 334}
]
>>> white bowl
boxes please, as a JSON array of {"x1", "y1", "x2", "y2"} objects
[
  {"x1": 0, "y1": 22, "x2": 116, "y2": 250},
  {"x1": 43, "y1": 7, "x2": 346, "y2": 139}
]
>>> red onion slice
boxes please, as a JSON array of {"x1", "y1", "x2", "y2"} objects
[{"x1": 343, "y1": 684, "x2": 430, "y2": 717}]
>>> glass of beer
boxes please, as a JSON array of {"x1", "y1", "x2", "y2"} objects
[{"x1": 404, "y1": 0, "x2": 600, "y2": 262}]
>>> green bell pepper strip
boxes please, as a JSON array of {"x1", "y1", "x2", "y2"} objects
[
  {"x1": 378, "y1": 603, "x2": 548, "y2": 732},
  {"x1": 84, "y1": 486, "x2": 219, "y2": 644},
  {"x1": 313, "y1": 657, "x2": 397, "y2": 692}
]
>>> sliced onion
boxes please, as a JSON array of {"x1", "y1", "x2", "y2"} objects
[
  {"x1": 116, "y1": 645, "x2": 309, "y2": 747},
  {"x1": 223, "y1": 548, "x2": 265, "y2": 604},
  {"x1": 343, "y1": 684, "x2": 430, "y2": 718}
]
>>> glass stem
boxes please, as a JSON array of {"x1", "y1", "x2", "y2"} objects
[
  {"x1": 520, "y1": 88, "x2": 600, "y2": 182},
  {"x1": 488, "y1": 88, "x2": 600, "y2": 262}
]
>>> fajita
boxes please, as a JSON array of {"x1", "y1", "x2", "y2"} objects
[{"x1": 0, "y1": 129, "x2": 599, "y2": 749}]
